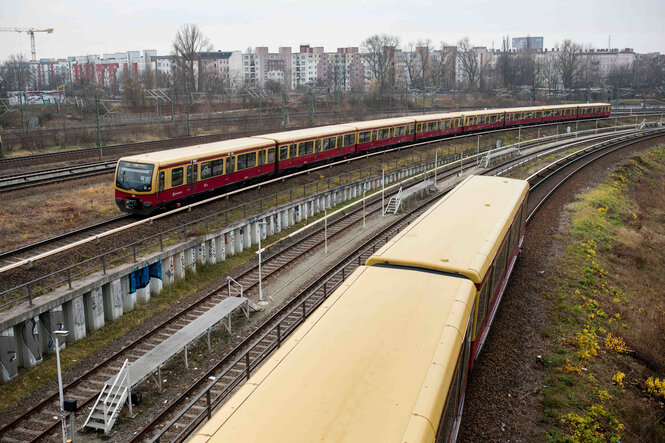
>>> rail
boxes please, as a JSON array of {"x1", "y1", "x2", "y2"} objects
[{"x1": 0, "y1": 120, "x2": 644, "y2": 310}]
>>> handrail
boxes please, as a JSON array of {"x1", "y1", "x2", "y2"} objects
[{"x1": 103, "y1": 358, "x2": 130, "y2": 431}]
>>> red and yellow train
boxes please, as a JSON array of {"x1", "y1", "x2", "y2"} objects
[{"x1": 115, "y1": 103, "x2": 609, "y2": 215}]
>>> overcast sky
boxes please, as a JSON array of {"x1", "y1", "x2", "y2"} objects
[{"x1": 1, "y1": 0, "x2": 664, "y2": 61}]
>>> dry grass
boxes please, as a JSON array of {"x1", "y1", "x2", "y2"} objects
[
  {"x1": 0, "y1": 182, "x2": 117, "y2": 252},
  {"x1": 541, "y1": 146, "x2": 665, "y2": 442}
]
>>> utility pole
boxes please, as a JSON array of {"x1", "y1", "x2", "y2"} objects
[
  {"x1": 95, "y1": 94, "x2": 102, "y2": 159},
  {"x1": 308, "y1": 87, "x2": 313, "y2": 125},
  {"x1": 405, "y1": 83, "x2": 408, "y2": 116},
  {"x1": 281, "y1": 87, "x2": 287, "y2": 128},
  {"x1": 186, "y1": 85, "x2": 191, "y2": 137},
  {"x1": 19, "y1": 91, "x2": 26, "y2": 134},
  {"x1": 170, "y1": 87, "x2": 174, "y2": 122}
]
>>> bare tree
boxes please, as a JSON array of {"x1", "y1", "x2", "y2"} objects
[
  {"x1": 537, "y1": 54, "x2": 559, "y2": 92},
  {"x1": 554, "y1": 39, "x2": 582, "y2": 90},
  {"x1": 121, "y1": 68, "x2": 144, "y2": 108},
  {"x1": 0, "y1": 54, "x2": 33, "y2": 92},
  {"x1": 495, "y1": 35, "x2": 518, "y2": 87},
  {"x1": 631, "y1": 55, "x2": 665, "y2": 95},
  {"x1": 362, "y1": 34, "x2": 400, "y2": 94},
  {"x1": 577, "y1": 47, "x2": 600, "y2": 98},
  {"x1": 456, "y1": 38, "x2": 491, "y2": 90},
  {"x1": 606, "y1": 65, "x2": 632, "y2": 99},
  {"x1": 430, "y1": 43, "x2": 456, "y2": 89},
  {"x1": 403, "y1": 39, "x2": 433, "y2": 89},
  {"x1": 330, "y1": 56, "x2": 349, "y2": 93},
  {"x1": 171, "y1": 23, "x2": 213, "y2": 92}
]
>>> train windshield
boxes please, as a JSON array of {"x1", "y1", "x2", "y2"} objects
[{"x1": 116, "y1": 161, "x2": 154, "y2": 192}]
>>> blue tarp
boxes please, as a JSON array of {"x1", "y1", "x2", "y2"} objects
[
  {"x1": 129, "y1": 266, "x2": 151, "y2": 293},
  {"x1": 149, "y1": 261, "x2": 162, "y2": 280}
]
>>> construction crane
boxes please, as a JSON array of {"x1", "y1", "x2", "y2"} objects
[{"x1": 0, "y1": 27, "x2": 54, "y2": 61}]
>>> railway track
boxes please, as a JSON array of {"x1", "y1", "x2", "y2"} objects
[
  {"x1": 0, "y1": 108, "x2": 444, "y2": 171},
  {"x1": 1, "y1": 128, "x2": 661, "y2": 442},
  {"x1": 0, "y1": 115, "x2": 645, "y2": 192},
  {"x1": 0, "y1": 174, "x2": 424, "y2": 442},
  {"x1": 132, "y1": 128, "x2": 665, "y2": 443},
  {"x1": 0, "y1": 215, "x2": 135, "y2": 269}
]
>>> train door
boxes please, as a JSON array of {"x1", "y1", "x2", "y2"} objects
[
  {"x1": 257, "y1": 149, "x2": 266, "y2": 175},
  {"x1": 187, "y1": 161, "x2": 197, "y2": 195}
]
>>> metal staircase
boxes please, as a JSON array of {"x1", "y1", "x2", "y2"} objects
[
  {"x1": 384, "y1": 187, "x2": 403, "y2": 215},
  {"x1": 83, "y1": 359, "x2": 132, "y2": 435}
]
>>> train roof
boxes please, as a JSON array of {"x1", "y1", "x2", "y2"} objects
[
  {"x1": 366, "y1": 175, "x2": 529, "y2": 284},
  {"x1": 461, "y1": 108, "x2": 507, "y2": 116},
  {"x1": 190, "y1": 265, "x2": 476, "y2": 442},
  {"x1": 252, "y1": 124, "x2": 357, "y2": 143},
  {"x1": 504, "y1": 104, "x2": 579, "y2": 113},
  {"x1": 117, "y1": 137, "x2": 273, "y2": 166},
  {"x1": 345, "y1": 117, "x2": 415, "y2": 130},
  {"x1": 410, "y1": 112, "x2": 463, "y2": 122},
  {"x1": 580, "y1": 102, "x2": 611, "y2": 107}
]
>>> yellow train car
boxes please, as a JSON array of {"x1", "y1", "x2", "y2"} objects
[
  {"x1": 114, "y1": 137, "x2": 275, "y2": 214},
  {"x1": 345, "y1": 117, "x2": 416, "y2": 152},
  {"x1": 366, "y1": 175, "x2": 529, "y2": 363},
  {"x1": 190, "y1": 175, "x2": 529, "y2": 442},
  {"x1": 412, "y1": 112, "x2": 464, "y2": 140},
  {"x1": 252, "y1": 124, "x2": 358, "y2": 170}
]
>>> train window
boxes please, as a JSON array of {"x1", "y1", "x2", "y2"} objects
[
  {"x1": 289, "y1": 144, "x2": 297, "y2": 159},
  {"x1": 337, "y1": 135, "x2": 343, "y2": 148},
  {"x1": 492, "y1": 237, "x2": 509, "y2": 297},
  {"x1": 258, "y1": 150, "x2": 265, "y2": 166},
  {"x1": 237, "y1": 152, "x2": 256, "y2": 170},
  {"x1": 159, "y1": 171, "x2": 165, "y2": 191},
  {"x1": 437, "y1": 329, "x2": 468, "y2": 443},
  {"x1": 299, "y1": 141, "x2": 314, "y2": 156},
  {"x1": 417, "y1": 123, "x2": 423, "y2": 132},
  {"x1": 279, "y1": 145, "x2": 289, "y2": 161},
  {"x1": 379, "y1": 128, "x2": 390, "y2": 139},
  {"x1": 322, "y1": 137, "x2": 330, "y2": 151},
  {"x1": 344, "y1": 133, "x2": 356, "y2": 146},
  {"x1": 212, "y1": 159, "x2": 223, "y2": 176},
  {"x1": 201, "y1": 161, "x2": 212, "y2": 179},
  {"x1": 315, "y1": 139, "x2": 322, "y2": 152},
  {"x1": 521, "y1": 200, "x2": 528, "y2": 228},
  {"x1": 358, "y1": 131, "x2": 370, "y2": 143},
  {"x1": 236, "y1": 155, "x2": 245, "y2": 170},
  {"x1": 372, "y1": 130, "x2": 377, "y2": 141},
  {"x1": 390, "y1": 127, "x2": 395, "y2": 138},
  {"x1": 172, "y1": 168, "x2": 183, "y2": 187},
  {"x1": 490, "y1": 115, "x2": 496, "y2": 123},
  {"x1": 427, "y1": 122, "x2": 437, "y2": 131},
  {"x1": 499, "y1": 114, "x2": 505, "y2": 121},
  {"x1": 476, "y1": 280, "x2": 491, "y2": 336},
  {"x1": 226, "y1": 157, "x2": 235, "y2": 174},
  {"x1": 267, "y1": 148, "x2": 275, "y2": 163}
]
